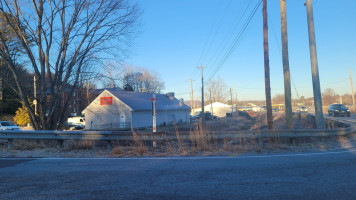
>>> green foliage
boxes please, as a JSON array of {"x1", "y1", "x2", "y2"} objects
[
  {"x1": 14, "y1": 101, "x2": 30, "y2": 126},
  {"x1": 0, "y1": 86, "x2": 21, "y2": 114}
]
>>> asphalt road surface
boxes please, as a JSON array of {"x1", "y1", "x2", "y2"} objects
[{"x1": 1, "y1": 150, "x2": 356, "y2": 200}]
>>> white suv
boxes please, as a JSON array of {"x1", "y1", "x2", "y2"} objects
[{"x1": 0, "y1": 121, "x2": 21, "y2": 131}]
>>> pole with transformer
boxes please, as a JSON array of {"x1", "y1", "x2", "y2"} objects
[
  {"x1": 197, "y1": 66, "x2": 207, "y2": 125},
  {"x1": 305, "y1": 0, "x2": 325, "y2": 129},
  {"x1": 280, "y1": 0, "x2": 293, "y2": 129},
  {"x1": 263, "y1": 0, "x2": 273, "y2": 129}
]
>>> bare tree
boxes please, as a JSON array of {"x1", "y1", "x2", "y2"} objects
[
  {"x1": 272, "y1": 94, "x2": 285, "y2": 104},
  {"x1": 322, "y1": 88, "x2": 338, "y2": 106},
  {"x1": 0, "y1": 0, "x2": 141, "y2": 130},
  {"x1": 205, "y1": 77, "x2": 228, "y2": 104},
  {"x1": 102, "y1": 64, "x2": 165, "y2": 93}
]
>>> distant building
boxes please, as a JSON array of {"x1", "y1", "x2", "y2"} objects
[
  {"x1": 192, "y1": 102, "x2": 237, "y2": 118},
  {"x1": 82, "y1": 88, "x2": 191, "y2": 130},
  {"x1": 39, "y1": 87, "x2": 85, "y2": 117}
]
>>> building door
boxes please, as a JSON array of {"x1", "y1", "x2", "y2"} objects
[{"x1": 120, "y1": 115, "x2": 126, "y2": 128}]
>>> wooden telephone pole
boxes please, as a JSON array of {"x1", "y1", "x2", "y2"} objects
[
  {"x1": 197, "y1": 66, "x2": 207, "y2": 125},
  {"x1": 280, "y1": 0, "x2": 293, "y2": 129},
  {"x1": 230, "y1": 88, "x2": 233, "y2": 117},
  {"x1": 189, "y1": 79, "x2": 195, "y2": 112},
  {"x1": 235, "y1": 82, "x2": 239, "y2": 118},
  {"x1": 306, "y1": 0, "x2": 325, "y2": 129},
  {"x1": 263, "y1": 0, "x2": 273, "y2": 129},
  {"x1": 349, "y1": 68, "x2": 355, "y2": 106}
]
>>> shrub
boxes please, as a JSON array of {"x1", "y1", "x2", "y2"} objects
[{"x1": 14, "y1": 102, "x2": 31, "y2": 126}]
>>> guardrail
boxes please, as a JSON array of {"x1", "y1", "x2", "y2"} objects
[
  {"x1": 0, "y1": 126, "x2": 353, "y2": 150},
  {"x1": 0, "y1": 113, "x2": 353, "y2": 150}
]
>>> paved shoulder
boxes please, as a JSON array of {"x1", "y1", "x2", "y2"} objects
[{"x1": 0, "y1": 158, "x2": 36, "y2": 169}]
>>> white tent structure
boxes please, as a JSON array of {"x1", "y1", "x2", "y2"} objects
[{"x1": 192, "y1": 102, "x2": 237, "y2": 118}]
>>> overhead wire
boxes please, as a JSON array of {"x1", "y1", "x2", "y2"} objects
[
  {"x1": 191, "y1": 0, "x2": 261, "y2": 96},
  {"x1": 268, "y1": 14, "x2": 300, "y2": 99},
  {"x1": 204, "y1": 0, "x2": 252, "y2": 75},
  {"x1": 205, "y1": 0, "x2": 263, "y2": 83},
  {"x1": 199, "y1": 0, "x2": 233, "y2": 65}
]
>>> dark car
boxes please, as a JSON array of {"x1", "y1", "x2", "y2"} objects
[
  {"x1": 191, "y1": 111, "x2": 212, "y2": 121},
  {"x1": 328, "y1": 104, "x2": 350, "y2": 117}
]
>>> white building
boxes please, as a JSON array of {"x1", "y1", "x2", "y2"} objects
[
  {"x1": 82, "y1": 88, "x2": 190, "y2": 130},
  {"x1": 192, "y1": 102, "x2": 237, "y2": 118}
]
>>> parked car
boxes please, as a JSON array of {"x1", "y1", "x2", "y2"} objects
[
  {"x1": 328, "y1": 104, "x2": 350, "y2": 117},
  {"x1": 191, "y1": 111, "x2": 213, "y2": 121},
  {"x1": 67, "y1": 116, "x2": 85, "y2": 130},
  {"x1": 297, "y1": 106, "x2": 308, "y2": 113},
  {"x1": 0, "y1": 121, "x2": 21, "y2": 131}
]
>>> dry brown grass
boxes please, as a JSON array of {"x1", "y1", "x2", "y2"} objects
[
  {"x1": 65, "y1": 140, "x2": 94, "y2": 150},
  {"x1": 5, "y1": 111, "x2": 348, "y2": 157},
  {"x1": 111, "y1": 146, "x2": 123, "y2": 155},
  {"x1": 12, "y1": 140, "x2": 57, "y2": 150},
  {"x1": 131, "y1": 129, "x2": 149, "y2": 155}
]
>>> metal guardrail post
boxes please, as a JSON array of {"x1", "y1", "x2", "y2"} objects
[
  {"x1": 8, "y1": 139, "x2": 13, "y2": 150},
  {"x1": 107, "y1": 140, "x2": 112, "y2": 150},
  {"x1": 57, "y1": 140, "x2": 64, "y2": 149}
]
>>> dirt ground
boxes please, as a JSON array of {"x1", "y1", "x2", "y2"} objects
[{"x1": 0, "y1": 112, "x2": 355, "y2": 158}]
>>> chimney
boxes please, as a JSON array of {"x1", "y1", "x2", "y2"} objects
[{"x1": 166, "y1": 92, "x2": 175, "y2": 100}]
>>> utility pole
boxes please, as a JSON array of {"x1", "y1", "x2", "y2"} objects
[
  {"x1": 197, "y1": 66, "x2": 207, "y2": 125},
  {"x1": 263, "y1": 0, "x2": 273, "y2": 129},
  {"x1": 210, "y1": 89, "x2": 213, "y2": 118},
  {"x1": 306, "y1": 0, "x2": 325, "y2": 129},
  {"x1": 189, "y1": 78, "x2": 195, "y2": 113},
  {"x1": 34, "y1": 75, "x2": 37, "y2": 115},
  {"x1": 230, "y1": 87, "x2": 233, "y2": 117},
  {"x1": 235, "y1": 81, "x2": 239, "y2": 118},
  {"x1": 349, "y1": 68, "x2": 355, "y2": 106},
  {"x1": 280, "y1": 0, "x2": 293, "y2": 129}
]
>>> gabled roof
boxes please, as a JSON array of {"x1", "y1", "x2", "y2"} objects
[{"x1": 106, "y1": 88, "x2": 190, "y2": 111}]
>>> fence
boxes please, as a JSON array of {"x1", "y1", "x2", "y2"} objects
[{"x1": 90, "y1": 122, "x2": 131, "y2": 130}]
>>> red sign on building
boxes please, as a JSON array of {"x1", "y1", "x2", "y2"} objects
[{"x1": 100, "y1": 97, "x2": 112, "y2": 105}]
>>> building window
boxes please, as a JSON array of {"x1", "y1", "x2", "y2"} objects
[{"x1": 73, "y1": 92, "x2": 76, "y2": 97}]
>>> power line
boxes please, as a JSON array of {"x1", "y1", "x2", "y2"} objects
[
  {"x1": 200, "y1": 0, "x2": 233, "y2": 65},
  {"x1": 206, "y1": 0, "x2": 263, "y2": 82},
  {"x1": 205, "y1": 0, "x2": 252, "y2": 74},
  {"x1": 191, "y1": 0, "x2": 261, "y2": 92}
]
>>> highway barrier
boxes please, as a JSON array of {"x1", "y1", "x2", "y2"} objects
[{"x1": 0, "y1": 114, "x2": 353, "y2": 150}]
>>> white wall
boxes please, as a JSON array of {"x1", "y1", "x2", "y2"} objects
[
  {"x1": 192, "y1": 107, "x2": 236, "y2": 118},
  {"x1": 84, "y1": 90, "x2": 190, "y2": 130},
  {"x1": 132, "y1": 110, "x2": 190, "y2": 128},
  {"x1": 84, "y1": 90, "x2": 131, "y2": 130}
]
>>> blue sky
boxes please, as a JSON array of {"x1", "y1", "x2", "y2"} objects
[{"x1": 126, "y1": 0, "x2": 356, "y2": 101}]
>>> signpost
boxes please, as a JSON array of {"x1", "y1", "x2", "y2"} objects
[
  {"x1": 150, "y1": 95, "x2": 157, "y2": 148},
  {"x1": 150, "y1": 95, "x2": 157, "y2": 133}
]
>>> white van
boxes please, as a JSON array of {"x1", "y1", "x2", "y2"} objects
[
  {"x1": 67, "y1": 117, "x2": 85, "y2": 130},
  {"x1": 0, "y1": 121, "x2": 21, "y2": 131}
]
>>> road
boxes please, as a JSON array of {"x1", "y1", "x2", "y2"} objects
[
  {"x1": 325, "y1": 113, "x2": 356, "y2": 124},
  {"x1": 1, "y1": 150, "x2": 356, "y2": 199}
]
